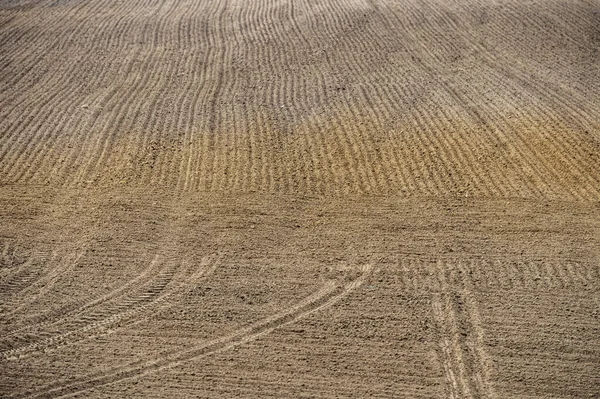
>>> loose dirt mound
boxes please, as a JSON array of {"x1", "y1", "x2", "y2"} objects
[{"x1": 1, "y1": 0, "x2": 599, "y2": 398}]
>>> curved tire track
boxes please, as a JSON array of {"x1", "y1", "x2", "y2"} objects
[
  {"x1": 10, "y1": 263, "x2": 373, "y2": 399},
  {"x1": 0, "y1": 254, "x2": 222, "y2": 360},
  {"x1": 0, "y1": 250, "x2": 85, "y2": 319}
]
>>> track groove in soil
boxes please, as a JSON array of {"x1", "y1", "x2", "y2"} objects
[{"x1": 1, "y1": 0, "x2": 598, "y2": 397}]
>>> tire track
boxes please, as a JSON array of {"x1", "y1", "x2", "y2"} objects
[
  {"x1": 0, "y1": 254, "x2": 163, "y2": 340},
  {"x1": 0, "y1": 250, "x2": 85, "y2": 319},
  {"x1": 0, "y1": 255, "x2": 175, "y2": 359},
  {"x1": 0, "y1": 254, "x2": 219, "y2": 360},
  {"x1": 0, "y1": 251, "x2": 50, "y2": 302},
  {"x1": 0, "y1": 243, "x2": 34, "y2": 284},
  {"x1": 1, "y1": 253, "x2": 223, "y2": 359},
  {"x1": 10, "y1": 262, "x2": 373, "y2": 399},
  {"x1": 432, "y1": 259, "x2": 494, "y2": 399}
]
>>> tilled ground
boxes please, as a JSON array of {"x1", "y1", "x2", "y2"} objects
[
  {"x1": 1, "y1": 0, "x2": 599, "y2": 397},
  {"x1": 0, "y1": 188, "x2": 598, "y2": 398}
]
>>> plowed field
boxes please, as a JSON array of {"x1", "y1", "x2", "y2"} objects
[{"x1": 1, "y1": 0, "x2": 599, "y2": 397}]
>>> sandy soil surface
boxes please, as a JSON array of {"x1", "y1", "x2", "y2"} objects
[{"x1": 1, "y1": 0, "x2": 599, "y2": 398}]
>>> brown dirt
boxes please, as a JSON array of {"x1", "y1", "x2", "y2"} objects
[{"x1": 1, "y1": 0, "x2": 599, "y2": 398}]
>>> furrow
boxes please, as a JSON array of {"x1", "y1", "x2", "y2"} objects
[{"x1": 12, "y1": 263, "x2": 373, "y2": 399}]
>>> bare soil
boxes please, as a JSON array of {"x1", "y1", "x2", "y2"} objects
[{"x1": 1, "y1": 0, "x2": 599, "y2": 398}]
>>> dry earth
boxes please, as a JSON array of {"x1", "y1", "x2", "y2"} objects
[{"x1": 1, "y1": 0, "x2": 599, "y2": 398}]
